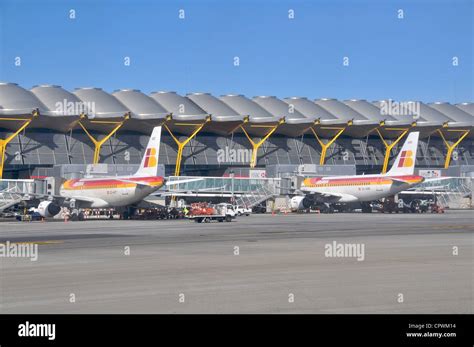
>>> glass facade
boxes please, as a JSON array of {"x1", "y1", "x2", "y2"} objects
[{"x1": 0, "y1": 129, "x2": 473, "y2": 178}]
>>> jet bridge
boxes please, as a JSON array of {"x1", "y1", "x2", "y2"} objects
[
  {"x1": 165, "y1": 175, "x2": 281, "y2": 207},
  {"x1": 0, "y1": 179, "x2": 45, "y2": 212},
  {"x1": 403, "y1": 176, "x2": 473, "y2": 209}
]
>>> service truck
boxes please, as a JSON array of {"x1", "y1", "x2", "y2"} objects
[{"x1": 188, "y1": 203, "x2": 236, "y2": 223}]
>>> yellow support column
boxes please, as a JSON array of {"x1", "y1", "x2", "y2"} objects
[
  {"x1": 164, "y1": 117, "x2": 210, "y2": 176},
  {"x1": 0, "y1": 111, "x2": 38, "y2": 179},
  {"x1": 375, "y1": 128, "x2": 409, "y2": 174},
  {"x1": 78, "y1": 114, "x2": 129, "y2": 164},
  {"x1": 309, "y1": 126, "x2": 346, "y2": 165},
  {"x1": 437, "y1": 129, "x2": 470, "y2": 168},
  {"x1": 239, "y1": 119, "x2": 284, "y2": 168}
]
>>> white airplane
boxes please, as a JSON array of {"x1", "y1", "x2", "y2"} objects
[
  {"x1": 35, "y1": 126, "x2": 199, "y2": 220},
  {"x1": 290, "y1": 132, "x2": 425, "y2": 212}
]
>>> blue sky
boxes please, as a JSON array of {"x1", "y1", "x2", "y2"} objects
[{"x1": 0, "y1": 0, "x2": 472, "y2": 102}]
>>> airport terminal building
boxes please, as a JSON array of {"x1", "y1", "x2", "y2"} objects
[{"x1": 0, "y1": 82, "x2": 473, "y2": 181}]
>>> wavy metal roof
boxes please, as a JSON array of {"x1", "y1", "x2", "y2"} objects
[
  {"x1": 186, "y1": 93, "x2": 245, "y2": 122},
  {"x1": 252, "y1": 96, "x2": 307, "y2": 124},
  {"x1": 31, "y1": 84, "x2": 84, "y2": 117},
  {"x1": 112, "y1": 89, "x2": 168, "y2": 120},
  {"x1": 416, "y1": 102, "x2": 454, "y2": 125},
  {"x1": 343, "y1": 99, "x2": 407, "y2": 125},
  {"x1": 314, "y1": 98, "x2": 372, "y2": 124},
  {"x1": 455, "y1": 103, "x2": 474, "y2": 117},
  {"x1": 0, "y1": 82, "x2": 47, "y2": 116},
  {"x1": 150, "y1": 91, "x2": 208, "y2": 121},
  {"x1": 0, "y1": 82, "x2": 472, "y2": 134},
  {"x1": 375, "y1": 100, "x2": 455, "y2": 126},
  {"x1": 428, "y1": 102, "x2": 473, "y2": 127},
  {"x1": 283, "y1": 97, "x2": 341, "y2": 124},
  {"x1": 219, "y1": 94, "x2": 280, "y2": 123},
  {"x1": 372, "y1": 100, "x2": 425, "y2": 125},
  {"x1": 73, "y1": 87, "x2": 129, "y2": 119}
]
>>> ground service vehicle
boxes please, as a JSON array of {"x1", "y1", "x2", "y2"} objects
[
  {"x1": 235, "y1": 205, "x2": 252, "y2": 216},
  {"x1": 188, "y1": 203, "x2": 236, "y2": 223}
]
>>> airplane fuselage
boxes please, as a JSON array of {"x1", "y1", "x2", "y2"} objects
[
  {"x1": 301, "y1": 174, "x2": 425, "y2": 202},
  {"x1": 59, "y1": 176, "x2": 165, "y2": 208}
]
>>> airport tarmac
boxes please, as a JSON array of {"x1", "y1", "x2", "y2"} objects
[{"x1": 0, "y1": 211, "x2": 472, "y2": 313}]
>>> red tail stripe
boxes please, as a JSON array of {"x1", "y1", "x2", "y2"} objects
[{"x1": 144, "y1": 148, "x2": 152, "y2": 167}]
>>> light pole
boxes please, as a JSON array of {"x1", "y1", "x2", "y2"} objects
[{"x1": 230, "y1": 170, "x2": 235, "y2": 204}]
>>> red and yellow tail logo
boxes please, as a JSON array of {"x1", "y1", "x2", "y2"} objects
[
  {"x1": 398, "y1": 150, "x2": 414, "y2": 168},
  {"x1": 144, "y1": 148, "x2": 157, "y2": 168}
]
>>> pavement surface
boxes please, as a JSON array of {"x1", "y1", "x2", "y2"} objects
[{"x1": 0, "y1": 211, "x2": 472, "y2": 313}]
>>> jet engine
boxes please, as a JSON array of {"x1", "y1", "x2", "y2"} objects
[
  {"x1": 37, "y1": 201, "x2": 61, "y2": 217},
  {"x1": 289, "y1": 196, "x2": 313, "y2": 210}
]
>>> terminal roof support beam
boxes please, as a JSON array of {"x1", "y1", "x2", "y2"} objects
[
  {"x1": 436, "y1": 129, "x2": 470, "y2": 169},
  {"x1": 164, "y1": 117, "x2": 211, "y2": 176},
  {"x1": 374, "y1": 127, "x2": 409, "y2": 174},
  {"x1": 309, "y1": 126, "x2": 346, "y2": 166},
  {"x1": 78, "y1": 113, "x2": 130, "y2": 164},
  {"x1": 0, "y1": 110, "x2": 38, "y2": 179},
  {"x1": 228, "y1": 116, "x2": 249, "y2": 135},
  {"x1": 239, "y1": 118, "x2": 285, "y2": 168}
]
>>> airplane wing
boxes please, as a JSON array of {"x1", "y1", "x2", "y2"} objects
[
  {"x1": 391, "y1": 176, "x2": 451, "y2": 186},
  {"x1": 390, "y1": 177, "x2": 426, "y2": 186},
  {"x1": 61, "y1": 196, "x2": 96, "y2": 203},
  {"x1": 23, "y1": 193, "x2": 96, "y2": 208},
  {"x1": 306, "y1": 191, "x2": 359, "y2": 203},
  {"x1": 116, "y1": 179, "x2": 158, "y2": 187},
  {"x1": 390, "y1": 178, "x2": 412, "y2": 185},
  {"x1": 24, "y1": 192, "x2": 94, "y2": 202}
]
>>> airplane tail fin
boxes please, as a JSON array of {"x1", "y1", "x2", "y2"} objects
[
  {"x1": 386, "y1": 131, "x2": 419, "y2": 176},
  {"x1": 134, "y1": 126, "x2": 162, "y2": 177}
]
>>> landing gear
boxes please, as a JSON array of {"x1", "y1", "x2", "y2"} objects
[
  {"x1": 69, "y1": 210, "x2": 85, "y2": 221},
  {"x1": 381, "y1": 198, "x2": 397, "y2": 213},
  {"x1": 316, "y1": 203, "x2": 334, "y2": 214},
  {"x1": 361, "y1": 202, "x2": 372, "y2": 213},
  {"x1": 121, "y1": 207, "x2": 137, "y2": 220},
  {"x1": 410, "y1": 200, "x2": 421, "y2": 213}
]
